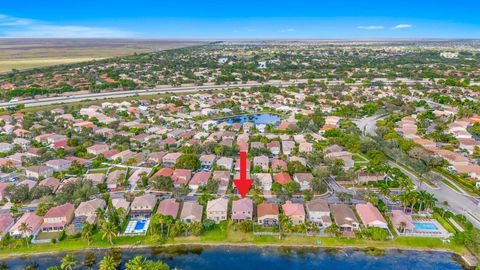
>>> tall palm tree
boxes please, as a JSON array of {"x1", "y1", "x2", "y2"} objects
[
  {"x1": 99, "y1": 256, "x2": 119, "y2": 270},
  {"x1": 18, "y1": 222, "x2": 32, "y2": 248},
  {"x1": 149, "y1": 213, "x2": 160, "y2": 236},
  {"x1": 189, "y1": 222, "x2": 203, "y2": 236},
  {"x1": 398, "y1": 192, "x2": 410, "y2": 213},
  {"x1": 424, "y1": 193, "x2": 438, "y2": 212},
  {"x1": 378, "y1": 183, "x2": 391, "y2": 199},
  {"x1": 325, "y1": 224, "x2": 340, "y2": 237},
  {"x1": 61, "y1": 255, "x2": 77, "y2": 270},
  {"x1": 125, "y1": 256, "x2": 145, "y2": 270},
  {"x1": 81, "y1": 223, "x2": 94, "y2": 246},
  {"x1": 100, "y1": 221, "x2": 118, "y2": 245},
  {"x1": 399, "y1": 221, "x2": 407, "y2": 233},
  {"x1": 408, "y1": 191, "x2": 418, "y2": 214},
  {"x1": 417, "y1": 190, "x2": 429, "y2": 212}
]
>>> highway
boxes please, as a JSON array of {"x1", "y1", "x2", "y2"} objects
[{"x1": 0, "y1": 78, "x2": 431, "y2": 109}]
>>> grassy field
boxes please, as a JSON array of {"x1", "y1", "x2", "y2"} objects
[
  {"x1": 0, "y1": 226, "x2": 467, "y2": 259},
  {"x1": 0, "y1": 38, "x2": 208, "y2": 72},
  {"x1": 0, "y1": 58, "x2": 103, "y2": 72}
]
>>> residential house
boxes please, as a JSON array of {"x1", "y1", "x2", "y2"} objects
[
  {"x1": 232, "y1": 198, "x2": 253, "y2": 221},
  {"x1": 357, "y1": 172, "x2": 386, "y2": 184},
  {"x1": 130, "y1": 194, "x2": 157, "y2": 219},
  {"x1": 282, "y1": 140, "x2": 295, "y2": 156},
  {"x1": 75, "y1": 198, "x2": 106, "y2": 224},
  {"x1": 85, "y1": 173, "x2": 106, "y2": 185},
  {"x1": 282, "y1": 201, "x2": 305, "y2": 225},
  {"x1": 87, "y1": 144, "x2": 109, "y2": 155},
  {"x1": 267, "y1": 141, "x2": 281, "y2": 155},
  {"x1": 111, "y1": 198, "x2": 131, "y2": 215},
  {"x1": 216, "y1": 157, "x2": 234, "y2": 171},
  {"x1": 293, "y1": 173, "x2": 314, "y2": 190},
  {"x1": 257, "y1": 202, "x2": 279, "y2": 227},
  {"x1": 25, "y1": 166, "x2": 53, "y2": 179},
  {"x1": 41, "y1": 203, "x2": 75, "y2": 232},
  {"x1": 206, "y1": 198, "x2": 228, "y2": 223},
  {"x1": 189, "y1": 171, "x2": 211, "y2": 190},
  {"x1": 274, "y1": 172, "x2": 292, "y2": 186},
  {"x1": 180, "y1": 201, "x2": 203, "y2": 223},
  {"x1": 39, "y1": 177, "x2": 60, "y2": 193},
  {"x1": 254, "y1": 173, "x2": 273, "y2": 191},
  {"x1": 172, "y1": 169, "x2": 192, "y2": 187},
  {"x1": 0, "y1": 214, "x2": 14, "y2": 239},
  {"x1": 212, "y1": 171, "x2": 230, "y2": 193},
  {"x1": 9, "y1": 212, "x2": 43, "y2": 238},
  {"x1": 162, "y1": 152, "x2": 182, "y2": 167},
  {"x1": 253, "y1": 155, "x2": 269, "y2": 171},
  {"x1": 157, "y1": 199, "x2": 180, "y2": 219},
  {"x1": 306, "y1": 198, "x2": 332, "y2": 227},
  {"x1": 324, "y1": 151, "x2": 354, "y2": 169},
  {"x1": 200, "y1": 154, "x2": 216, "y2": 168},
  {"x1": 45, "y1": 159, "x2": 72, "y2": 172},
  {"x1": 390, "y1": 210, "x2": 414, "y2": 234},
  {"x1": 330, "y1": 204, "x2": 359, "y2": 231},
  {"x1": 271, "y1": 159, "x2": 287, "y2": 171},
  {"x1": 106, "y1": 170, "x2": 125, "y2": 190}
]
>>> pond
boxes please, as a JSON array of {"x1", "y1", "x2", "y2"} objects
[
  {"x1": 217, "y1": 113, "x2": 281, "y2": 126},
  {"x1": 0, "y1": 246, "x2": 467, "y2": 270}
]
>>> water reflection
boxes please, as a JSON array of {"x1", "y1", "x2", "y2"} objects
[{"x1": 0, "y1": 246, "x2": 467, "y2": 270}]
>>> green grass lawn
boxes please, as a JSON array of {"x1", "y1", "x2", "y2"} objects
[{"x1": 0, "y1": 226, "x2": 467, "y2": 258}]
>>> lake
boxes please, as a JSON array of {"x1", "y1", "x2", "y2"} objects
[
  {"x1": 0, "y1": 246, "x2": 468, "y2": 270},
  {"x1": 217, "y1": 113, "x2": 281, "y2": 126}
]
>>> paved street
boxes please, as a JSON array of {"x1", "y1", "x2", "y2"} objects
[{"x1": 388, "y1": 161, "x2": 480, "y2": 228}]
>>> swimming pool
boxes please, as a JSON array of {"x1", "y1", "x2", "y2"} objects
[
  {"x1": 134, "y1": 220, "x2": 147, "y2": 230},
  {"x1": 414, "y1": 222, "x2": 438, "y2": 231},
  {"x1": 124, "y1": 219, "x2": 151, "y2": 235}
]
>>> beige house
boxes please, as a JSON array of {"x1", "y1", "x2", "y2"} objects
[
  {"x1": 130, "y1": 194, "x2": 157, "y2": 219},
  {"x1": 75, "y1": 198, "x2": 106, "y2": 223},
  {"x1": 25, "y1": 166, "x2": 53, "y2": 179},
  {"x1": 206, "y1": 198, "x2": 228, "y2": 223},
  {"x1": 180, "y1": 201, "x2": 203, "y2": 223}
]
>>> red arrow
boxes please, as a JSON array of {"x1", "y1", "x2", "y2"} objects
[{"x1": 233, "y1": 151, "x2": 253, "y2": 198}]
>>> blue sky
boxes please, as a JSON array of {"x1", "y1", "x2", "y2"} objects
[{"x1": 1, "y1": 0, "x2": 480, "y2": 38}]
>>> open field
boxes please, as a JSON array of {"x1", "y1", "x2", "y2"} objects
[{"x1": 0, "y1": 38, "x2": 209, "y2": 72}]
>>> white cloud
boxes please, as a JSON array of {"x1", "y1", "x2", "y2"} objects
[
  {"x1": 0, "y1": 14, "x2": 34, "y2": 26},
  {"x1": 357, "y1": 25, "x2": 384, "y2": 30},
  {"x1": 392, "y1": 24, "x2": 413, "y2": 29},
  {"x1": 0, "y1": 14, "x2": 134, "y2": 38},
  {"x1": 6, "y1": 25, "x2": 134, "y2": 38},
  {"x1": 280, "y1": 28, "x2": 296, "y2": 33}
]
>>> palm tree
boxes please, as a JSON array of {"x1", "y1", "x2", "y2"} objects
[
  {"x1": 378, "y1": 183, "x2": 391, "y2": 199},
  {"x1": 417, "y1": 190, "x2": 429, "y2": 212},
  {"x1": 81, "y1": 223, "x2": 94, "y2": 246},
  {"x1": 424, "y1": 193, "x2": 438, "y2": 212},
  {"x1": 189, "y1": 222, "x2": 203, "y2": 236},
  {"x1": 408, "y1": 191, "x2": 418, "y2": 214},
  {"x1": 61, "y1": 255, "x2": 77, "y2": 270},
  {"x1": 125, "y1": 256, "x2": 145, "y2": 270},
  {"x1": 169, "y1": 220, "x2": 184, "y2": 238},
  {"x1": 99, "y1": 256, "x2": 119, "y2": 270},
  {"x1": 325, "y1": 224, "x2": 340, "y2": 237},
  {"x1": 100, "y1": 221, "x2": 118, "y2": 245},
  {"x1": 398, "y1": 221, "x2": 407, "y2": 233},
  {"x1": 18, "y1": 222, "x2": 32, "y2": 248},
  {"x1": 149, "y1": 213, "x2": 160, "y2": 236}
]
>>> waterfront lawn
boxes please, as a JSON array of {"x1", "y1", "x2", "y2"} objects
[{"x1": 0, "y1": 228, "x2": 467, "y2": 258}]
